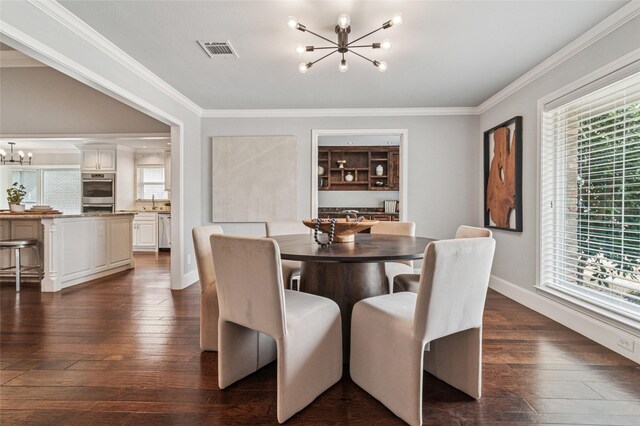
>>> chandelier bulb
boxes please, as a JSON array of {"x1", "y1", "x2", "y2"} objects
[
  {"x1": 28, "y1": 152, "x2": 33, "y2": 158},
  {"x1": 339, "y1": 59, "x2": 349, "y2": 73},
  {"x1": 295, "y1": 44, "x2": 305, "y2": 55},
  {"x1": 0, "y1": 149, "x2": 5, "y2": 157},
  {"x1": 298, "y1": 62, "x2": 312, "y2": 74},
  {"x1": 337, "y1": 14, "x2": 351, "y2": 29},
  {"x1": 287, "y1": 16, "x2": 298, "y2": 30},
  {"x1": 391, "y1": 13, "x2": 403, "y2": 26},
  {"x1": 18, "y1": 150, "x2": 25, "y2": 158},
  {"x1": 374, "y1": 60, "x2": 388, "y2": 72},
  {"x1": 381, "y1": 39, "x2": 392, "y2": 51}
]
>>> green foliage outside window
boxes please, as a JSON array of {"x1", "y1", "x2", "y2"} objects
[{"x1": 576, "y1": 103, "x2": 640, "y2": 304}]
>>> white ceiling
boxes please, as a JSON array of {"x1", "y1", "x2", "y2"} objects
[{"x1": 57, "y1": 0, "x2": 628, "y2": 110}]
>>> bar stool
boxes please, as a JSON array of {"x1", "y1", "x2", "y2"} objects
[{"x1": 0, "y1": 239, "x2": 41, "y2": 292}]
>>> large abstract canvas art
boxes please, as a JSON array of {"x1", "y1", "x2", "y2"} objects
[
  {"x1": 212, "y1": 136, "x2": 298, "y2": 222},
  {"x1": 483, "y1": 116, "x2": 523, "y2": 232}
]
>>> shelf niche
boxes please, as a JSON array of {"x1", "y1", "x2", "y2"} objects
[{"x1": 318, "y1": 146, "x2": 399, "y2": 191}]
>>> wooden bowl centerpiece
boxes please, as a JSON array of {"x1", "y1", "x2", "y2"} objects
[{"x1": 303, "y1": 219, "x2": 379, "y2": 243}]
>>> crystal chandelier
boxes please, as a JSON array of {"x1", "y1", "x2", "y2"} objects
[
  {"x1": 0, "y1": 142, "x2": 33, "y2": 165},
  {"x1": 288, "y1": 12, "x2": 402, "y2": 73}
]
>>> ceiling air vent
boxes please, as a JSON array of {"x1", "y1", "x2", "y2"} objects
[{"x1": 197, "y1": 40, "x2": 239, "y2": 59}]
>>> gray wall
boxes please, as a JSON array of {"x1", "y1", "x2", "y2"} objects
[
  {"x1": 478, "y1": 15, "x2": 640, "y2": 291},
  {"x1": 201, "y1": 115, "x2": 480, "y2": 238},
  {"x1": 0, "y1": 67, "x2": 169, "y2": 135}
]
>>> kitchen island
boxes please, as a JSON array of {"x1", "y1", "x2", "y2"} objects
[{"x1": 0, "y1": 212, "x2": 135, "y2": 292}]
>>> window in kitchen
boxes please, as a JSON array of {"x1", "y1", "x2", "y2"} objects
[
  {"x1": 10, "y1": 168, "x2": 80, "y2": 213},
  {"x1": 137, "y1": 166, "x2": 168, "y2": 200},
  {"x1": 540, "y1": 66, "x2": 640, "y2": 324},
  {"x1": 11, "y1": 170, "x2": 38, "y2": 204},
  {"x1": 43, "y1": 170, "x2": 81, "y2": 214}
]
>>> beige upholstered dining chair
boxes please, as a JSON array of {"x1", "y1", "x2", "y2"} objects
[
  {"x1": 193, "y1": 226, "x2": 276, "y2": 369},
  {"x1": 393, "y1": 225, "x2": 492, "y2": 293},
  {"x1": 265, "y1": 221, "x2": 310, "y2": 290},
  {"x1": 211, "y1": 234, "x2": 343, "y2": 424},
  {"x1": 192, "y1": 225, "x2": 225, "y2": 351},
  {"x1": 350, "y1": 237, "x2": 496, "y2": 426},
  {"x1": 370, "y1": 221, "x2": 416, "y2": 293}
]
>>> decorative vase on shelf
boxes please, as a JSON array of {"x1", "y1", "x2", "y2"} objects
[
  {"x1": 376, "y1": 164, "x2": 384, "y2": 176},
  {"x1": 344, "y1": 172, "x2": 354, "y2": 182},
  {"x1": 318, "y1": 165, "x2": 325, "y2": 176}
]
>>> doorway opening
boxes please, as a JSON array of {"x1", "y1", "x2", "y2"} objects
[{"x1": 311, "y1": 129, "x2": 408, "y2": 221}]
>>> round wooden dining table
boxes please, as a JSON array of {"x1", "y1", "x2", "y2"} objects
[{"x1": 271, "y1": 233, "x2": 434, "y2": 361}]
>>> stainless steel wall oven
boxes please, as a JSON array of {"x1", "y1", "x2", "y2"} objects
[{"x1": 82, "y1": 173, "x2": 115, "y2": 213}]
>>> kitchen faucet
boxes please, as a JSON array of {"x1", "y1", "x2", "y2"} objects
[{"x1": 152, "y1": 195, "x2": 156, "y2": 210}]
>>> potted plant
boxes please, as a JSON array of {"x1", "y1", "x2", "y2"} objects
[{"x1": 6, "y1": 182, "x2": 27, "y2": 212}]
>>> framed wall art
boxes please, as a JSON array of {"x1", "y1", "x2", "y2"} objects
[
  {"x1": 483, "y1": 116, "x2": 523, "y2": 232},
  {"x1": 211, "y1": 135, "x2": 298, "y2": 222}
]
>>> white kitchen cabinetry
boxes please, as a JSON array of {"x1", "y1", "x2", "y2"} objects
[
  {"x1": 81, "y1": 149, "x2": 116, "y2": 171},
  {"x1": 0, "y1": 214, "x2": 134, "y2": 292},
  {"x1": 132, "y1": 212, "x2": 158, "y2": 252}
]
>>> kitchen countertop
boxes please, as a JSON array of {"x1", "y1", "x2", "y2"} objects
[{"x1": 0, "y1": 212, "x2": 136, "y2": 220}]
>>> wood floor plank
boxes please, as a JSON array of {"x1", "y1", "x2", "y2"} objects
[{"x1": 2, "y1": 252, "x2": 638, "y2": 425}]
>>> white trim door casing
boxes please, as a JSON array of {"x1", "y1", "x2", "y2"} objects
[{"x1": 310, "y1": 129, "x2": 409, "y2": 222}]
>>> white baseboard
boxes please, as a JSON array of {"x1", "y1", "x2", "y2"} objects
[
  {"x1": 177, "y1": 269, "x2": 198, "y2": 290},
  {"x1": 489, "y1": 275, "x2": 639, "y2": 364}
]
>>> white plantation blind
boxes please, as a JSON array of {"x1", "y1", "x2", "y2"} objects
[
  {"x1": 541, "y1": 69, "x2": 640, "y2": 321},
  {"x1": 137, "y1": 166, "x2": 168, "y2": 200}
]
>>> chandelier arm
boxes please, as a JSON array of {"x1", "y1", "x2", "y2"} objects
[
  {"x1": 311, "y1": 49, "x2": 339, "y2": 66},
  {"x1": 348, "y1": 44, "x2": 379, "y2": 49},
  {"x1": 349, "y1": 50, "x2": 375, "y2": 64},
  {"x1": 305, "y1": 29, "x2": 339, "y2": 46},
  {"x1": 311, "y1": 46, "x2": 338, "y2": 50},
  {"x1": 347, "y1": 26, "x2": 384, "y2": 46}
]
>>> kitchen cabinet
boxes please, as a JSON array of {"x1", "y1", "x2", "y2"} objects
[
  {"x1": 318, "y1": 146, "x2": 400, "y2": 191},
  {"x1": 0, "y1": 215, "x2": 134, "y2": 292},
  {"x1": 132, "y1": 212, "x2": 158, "y2": 252},
  {"x1": 81, "y1": 149, "x2": 116, "y2": 171}
]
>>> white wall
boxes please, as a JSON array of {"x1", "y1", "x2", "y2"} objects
[
  {"x1": 1, "y1": 0, "x2": 202, "y2": 288},
  {"x1": 12, "y1": 150, "x2": 80, "y2": 166},
  {"x1": 115, "y1": 146, "x2": 135, "y2": 211},
  {"x1": 478, "y1": 14, "x2": 640, "y2": 292},
  {"x1": 0, "y1": 67, "x2": 169, "y2": 135},
  {"x1": 201, "y1": 115, "x2": 479, "y2": 237}
]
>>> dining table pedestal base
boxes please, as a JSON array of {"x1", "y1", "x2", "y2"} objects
[{"x1": 300, "y1": 261, "x2": 387, "y2": 363}]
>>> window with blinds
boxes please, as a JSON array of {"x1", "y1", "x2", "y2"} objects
[
  {"x1": 541, "y1": 70, "x2": 640, "y2": 322},
  {"x1": 137, "y1": 166, "x2": 168, "y2": 200}
]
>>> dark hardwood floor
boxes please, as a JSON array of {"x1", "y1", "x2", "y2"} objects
[{"x1": 1, "y1": 253, "x2": 639, "y2": 425}]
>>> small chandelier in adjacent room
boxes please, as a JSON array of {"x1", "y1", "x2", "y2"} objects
[
  {"x1": 0, "y1": 142, "x2": 33, "y2": 165},
  {"x1": 288, "y1": 12, "x2": 402, "y2": 73}
]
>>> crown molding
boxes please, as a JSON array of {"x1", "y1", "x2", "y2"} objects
[
  {"x1": 27, "y1": 0, "x2": 203, "y2": 117},
  {"x1": 0, "y1": 50, "x2": 46, "y2": 67},
  {"x1": 201, "y1": 107, "x2": 479, "y2": 118},
  {"x1": 477, "y1": 1, "x2": 640, "y2": 114},
  {"x1": 7, "y1": 1, "x2": 639, "y2": 119}
]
